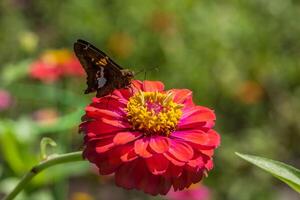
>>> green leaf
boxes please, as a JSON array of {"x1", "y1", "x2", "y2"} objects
[
  {"x1": 0, "y1": 122, "x2": 25, "y2": 174},
  {"x1": 236, "y1": 152, "x2": 300, "y2": 193}
]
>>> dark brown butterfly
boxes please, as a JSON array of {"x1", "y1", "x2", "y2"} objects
[{"x1": 74, "y1": 39, "x2": 134, "y2": 97}]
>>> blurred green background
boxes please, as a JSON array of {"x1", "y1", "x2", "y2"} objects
[{"x1": 1, "y1": 0, "x2": 300, "y2": 199}]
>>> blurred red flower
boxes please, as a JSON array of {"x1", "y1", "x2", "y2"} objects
[
  {"x1": 29, "y1": 49, "x2": 84, "y2": 83},
  {"x1": 80, "y1": 80, "x2": 220, "y2": 195}
]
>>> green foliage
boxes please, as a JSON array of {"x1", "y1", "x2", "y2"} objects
[{"x1": 236, "y1": 153, "x2": 300, "y2": 193}]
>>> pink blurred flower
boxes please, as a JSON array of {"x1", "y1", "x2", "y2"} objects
[
  {"x1": 29, "y1": 49, "x2": 84, "y2": 83},
  {"x1": 0, "y1": 90, "x2": 13, "y2": 111},
  {"x1": 32, "y1": 108, "x2": 59, "y2": 126},
  {"x1": 166, "y1": 184, "x2": 211, "y2": 200}
]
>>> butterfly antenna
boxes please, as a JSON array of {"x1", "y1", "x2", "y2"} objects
[
  {"x1": 135, "y1": 67, "x2": 159, "y2": 78},
  {"x1": 135, "y1": 68, "x2": 145, "y2": 76}
]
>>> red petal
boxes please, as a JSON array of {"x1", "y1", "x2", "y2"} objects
[
  {"x1": 205, "y1": 159, "x2": 214, "y2": 171},
  {"x1": 142, "y1": 80, "x2": 164, "y2": 92},
  {"x1": 178, "y1": 107, "x2": 216, "y2": 130},
  {"x1": 91, "y1": 96, "x2": 127, "y2": 108},
  {"x1": 113, "y1": 157, "x2": 172, "y2": 195},
  {"x1": 182, "y1": 106, "x2": 214, "y2": 119},
  {"x1": 88, "y1": 97, "x2": 127, "y2": 119},
  {"x1": 111, "y1": 88, "x2": 128, "y2": 98},
  {"x1": 85, "y1": 106, "x2": 123, "y2": 120},
  {"x1": 163, "y1": 152, "x2": 185, "y2": 166},
  {"x1": 83, "y1": 146, "x2": 98, "y2": 162},
  {"x1": 149, "y1": 136, "x2": 170, "y2": 153},
  {"x1": 81, "y1": 119, "x2": 129, "y2": 138},
  {"x1": 172, "y1": 170, "x2": 189, "y2": 191},
  {"x1": 109, "y1": 143, "x2": 138, "y2": 162},
  {"x1": 142, "y1": 173, "x2": 163, "y2": 195},
  {"x1": 187, "y1": 154, "x2": 205, "y2": 169},
  {"x1": 132, "y1": 159, "x2": 150, "y2": 189},
  {"x1": 115, "y1": 160, "x2": 139, "y2": 189},
  {"x1": 187, "y1": 170, "x2": 203, "y2": 185},
  {"x1": 207, "y1": 129, "x2": 221, "y2": 147},
  {"x1": 199, "y1": 149, "x2": 215, "y2": 157},
  {"x1": 102, "y1": 118, "x2": 129, "y2": 128},
  {"x1": 168, "y1": 140, "x2": 194, "y2": 162},
  {"x1": 157, "y1": 178, "x2": 172, "y2": 195},
  {"x1": 170, "y1": 89, "x2": 193, "y2": 105},
  {"x1": 120, "y1": 148, "x2": 138, "y2": 162},
  {"x1": 163, "y1": 163, "x2": 183, "y2": 178},
  {"x1": 171, "y1": 129, "x2": 220, "y2": 147},
  {"x1": 113, "y1": 131, "x2": 141, "y2": 145},
  {"x1": 94, "y1": 137, "x2": 115, "y2": 153},
  {"x1": 83, "y1": 131, "x2": 114, "y2": 144},
  {"x1": 131, "y1": 80, "x2": 143, "y2": 90},
  {"x1": 172, "y1": 170, "x2": 202, "y2": 191},
  {"x1": 85, "y1": 150, "x2": 121, "y2": 175},
  {"x1": 146, "y1": 154, "x2": 169, "y2": 175},
  {"x1": 134, "y1": 138, "x2": 152, "y2": 158}
]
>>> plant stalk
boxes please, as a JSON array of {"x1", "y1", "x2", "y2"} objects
[{"x1": 3, "y1": 151, "x2": 84, "y2": 200}]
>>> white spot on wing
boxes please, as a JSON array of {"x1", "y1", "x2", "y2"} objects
[
  {"x1": 97, "y1": 67, "x2": 107, "y2": 88},
  {"x1": 97, "y1": 77, "x2": 107, "y2": 88}
]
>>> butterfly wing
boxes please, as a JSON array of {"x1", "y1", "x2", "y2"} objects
[{"x1": 74, "y1": 39, "x2": 124, "y2": 97}]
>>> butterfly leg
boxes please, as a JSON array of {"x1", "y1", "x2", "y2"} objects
[
  {"x1": 128, "y1": 81, "x2": 141, "y2": 94},
  {"x1": 129, "y1": 85, "x2": 134, "y2": 96}
]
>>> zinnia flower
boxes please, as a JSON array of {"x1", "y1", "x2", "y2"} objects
[
  {"x1": 29, "y1": 49, "x2": 84, "y2": 83},
  {"x1": 80, "y1": 80, "x2": 220, "y2": 195}
]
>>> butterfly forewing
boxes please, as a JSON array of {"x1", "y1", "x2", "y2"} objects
[{"x1": 74, "y1": 39, "x2": 134, "y2": 97}]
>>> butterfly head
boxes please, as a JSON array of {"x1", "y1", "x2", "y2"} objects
[{"x1": 121, "y1": 69, "x2": 135, "y2": 86}]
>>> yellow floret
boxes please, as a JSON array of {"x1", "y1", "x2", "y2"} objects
[{"x1": 125, "y1": 91, "x2": 183, "y2": 136}]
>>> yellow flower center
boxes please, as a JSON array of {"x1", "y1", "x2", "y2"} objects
[{"x1": 125, "y1": 91, "x2": 183, "y2": 136}]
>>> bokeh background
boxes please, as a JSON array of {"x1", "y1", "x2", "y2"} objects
[{"x1": 1, "y1": 0, "x2": 300, "y2": 200}]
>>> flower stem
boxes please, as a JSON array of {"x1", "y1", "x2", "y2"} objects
[{"x1": 3, "y1": 151, "x2": 84, "y2": 200}]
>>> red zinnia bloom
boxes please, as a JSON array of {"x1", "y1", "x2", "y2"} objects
[
  {"x1": 81, "y1": 80, "x2": 220, "y2": 195},
  {"x1": 29, "y1": 49, "x2": 84, "y2": 83}
]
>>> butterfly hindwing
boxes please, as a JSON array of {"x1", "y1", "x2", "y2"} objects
[{"x1": 74, "y1": 39, "x2": 134, "y2": 97}]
